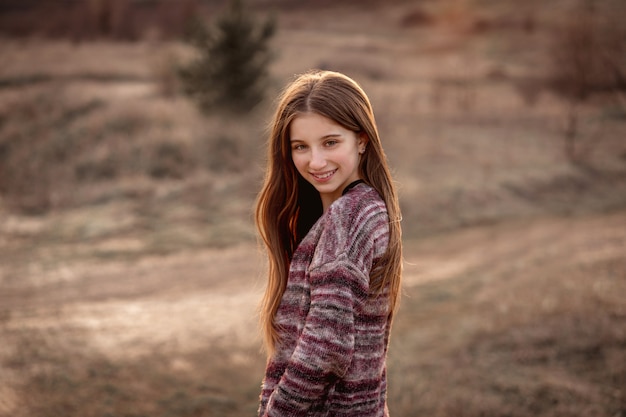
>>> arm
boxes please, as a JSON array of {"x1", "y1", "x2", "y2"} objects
[
  {"x1": 262, "y1": 193, "x2": 389, "y2": 416},
  {"x1": 263, "y1": 256, "x2": 368, "y2": 416}
]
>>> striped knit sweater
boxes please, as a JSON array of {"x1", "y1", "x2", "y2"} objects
[{"x1": 259, "y1": 183, "x2": 392, "y2": 417}]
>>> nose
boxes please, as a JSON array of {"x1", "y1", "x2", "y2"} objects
[{"x1": 309, "y1": 148, "x2": 327, "y2": 170}]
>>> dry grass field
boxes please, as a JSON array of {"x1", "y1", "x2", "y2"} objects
[{"x1": 1, "y1": 0, "x2": 625, "y2": 416}]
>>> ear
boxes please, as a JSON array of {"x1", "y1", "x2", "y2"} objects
[{"x1": 357, "y1": 132, "x2": 369, "y2": 154}]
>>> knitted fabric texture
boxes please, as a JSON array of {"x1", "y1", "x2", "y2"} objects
[{"x1": 259, "y1": 183, "x2": 392, "y2": 417}]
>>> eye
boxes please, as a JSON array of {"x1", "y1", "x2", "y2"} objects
[
  {"x1": 292, "y1": 143, "x2": 307, "y2": 151},
  {"x1": 324, "y1": 140, "x2": 338, "y2": 147}
]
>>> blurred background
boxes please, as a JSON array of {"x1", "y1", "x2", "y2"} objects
[{"x1": 0, "y1": 0, "x2": 625, "y2": 416}]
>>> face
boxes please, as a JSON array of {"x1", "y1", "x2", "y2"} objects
[{"x1": 289, "y1": 112, "x2": 366, "y2": 212}]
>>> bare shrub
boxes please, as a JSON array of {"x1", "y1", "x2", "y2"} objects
[
  {"x1": 551, "y1": 13, "x2": 598, "y2": 100},
  {"x1": 316, "y1": 59, "x2": 390, "y2": 81},
  {"x1": 148, "y1": 141, "x2": 196, "y2": 180},
  {"x1": 152, "y1": 47, "x2": 183, "y2": 98},
  {"x1": 74, "y1": 153, "x2": 118, "y2": 182},
  {"x1": 0, "y1": 0, "x2": 201, "y2": 41},
  {"x1": 205, "y1": 135, "x2": 244, "y2": 173},
  {"x1": 0, "y1": 87, "x2": 107, "y2": 214},
  {"x1": 512, "y1": 77, "x2": 544, "y2": 107},
  {"x1": 548, "y1": 2, "x2": 626, "y2": 164},
  {"x1": 84, "y1": 0, "x2": 130, "y2": 39},
  {"x1": 155, "y1": 0, "x2": 200, "y2": 39},
  {"x1": 399, "y1": 8, "x2": 435, "y2": 28}
]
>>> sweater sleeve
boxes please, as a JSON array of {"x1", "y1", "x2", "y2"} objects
[{"x1": 262, "y1": 198, "x2": 389, "y2": 416}]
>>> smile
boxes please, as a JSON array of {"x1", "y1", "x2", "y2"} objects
[{"x1": 310, "y1": 169, "x2": 337, "y2": 181}]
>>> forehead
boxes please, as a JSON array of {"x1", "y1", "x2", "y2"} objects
[{"x1": 289, "y1": 112, "x2": 346, "y2": 140}]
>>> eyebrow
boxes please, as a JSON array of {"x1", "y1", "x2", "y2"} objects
[{"x1": 290, "y1": 133, "x2": 342, "y2": 142}]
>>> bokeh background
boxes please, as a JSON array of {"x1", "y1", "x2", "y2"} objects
[{"x1": 1, "y1": 0, "x2": 625, "y2": 416}]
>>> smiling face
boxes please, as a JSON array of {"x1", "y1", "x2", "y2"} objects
[{"x1": 290, "y1": 112, "x2": 367, "y2": 212}]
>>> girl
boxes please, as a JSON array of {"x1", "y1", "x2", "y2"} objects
[{"x1": 255, "y1": 70, "x2": 402, "y2": 416}]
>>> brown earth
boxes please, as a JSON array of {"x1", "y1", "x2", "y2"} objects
[
  {"x1": 1, "y1": 0, "x2": 625, "y2": 416},
  {"x1": 1, "y1": 210, "x2": 624, "y2": 416}
]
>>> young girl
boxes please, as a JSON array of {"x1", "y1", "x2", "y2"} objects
[{"x1": 255, "y1": 70, "x2": 402, "y2": 416}]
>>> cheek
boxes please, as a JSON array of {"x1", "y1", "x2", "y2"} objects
[
  {"x1": 341, "y1": 149, "x2": 359, "y2": 165},
  {"x1": 291, "y1": 153, "x2": 307, "y2": 173}
]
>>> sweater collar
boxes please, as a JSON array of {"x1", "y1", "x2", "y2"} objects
[{"x1": 342, "y1": 179, "x2": 365, "y2": 196}]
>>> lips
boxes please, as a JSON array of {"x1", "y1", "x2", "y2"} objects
[{"x1": 310, "y1": 169, "x2": 337, "y2": 181}]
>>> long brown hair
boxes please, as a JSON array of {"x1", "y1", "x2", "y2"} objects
[{"x1": 255, "y1": 70, "x2": 402, "y2": 354}]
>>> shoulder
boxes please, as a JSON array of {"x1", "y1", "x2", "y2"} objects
[
  {"x1": 326, "y1": 183, "x2": 388, "y2": 232},
  {"x1": 312, "y1": 184, "x2": 389, "y2": 269}
]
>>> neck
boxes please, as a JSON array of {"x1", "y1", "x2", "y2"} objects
[{"x1": 321, "y1": 179, "x2": 364, "y2": 213}]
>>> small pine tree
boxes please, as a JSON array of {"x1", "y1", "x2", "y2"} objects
[{"x1": 179, "y1": 0, "x2": 276, "y2": 115}]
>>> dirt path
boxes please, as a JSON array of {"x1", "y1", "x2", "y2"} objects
[{"x1": 403, "y1": 211, "x2": 626, "y2": 288}]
